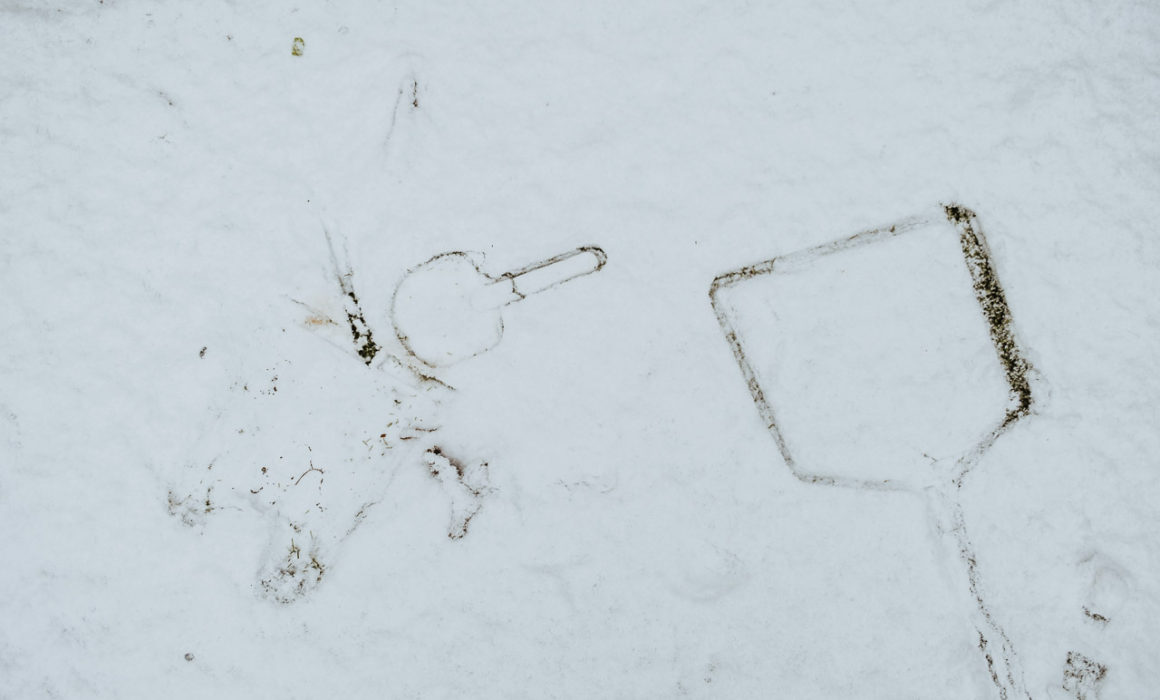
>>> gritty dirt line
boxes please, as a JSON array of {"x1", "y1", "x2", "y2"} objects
[
  {"x1": 324, "y1": 228, "x2": 381, "y2": 365},
  {"x1": 946, "y1": 205, "x2": 1033, "y2": 427}
]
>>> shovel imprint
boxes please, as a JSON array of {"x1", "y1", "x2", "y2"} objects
[
  {"x1": 711, "y1": 204, "x2": 1037, "y2": 699},
  {"x1": 392, "y1": 246, "x2": 607, "y2": 367}
]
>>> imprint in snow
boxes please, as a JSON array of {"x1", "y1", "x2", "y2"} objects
[
  {"x1": 1061, "y1": 651, "x2": 1107, "y2": 700},
  {"x1": 423, "y1": 446, "x2": 491, "y2": 540},
  {"x1": 710, "y1": 204, "x2": 1038, "y2": 699},
  {"x1": 665, "y1": 541, "x2": 748, "y2": 603},
  {"x1": 391, "y1": 246, "x2": 607, "y2": 367},
  {"x1": 1078, "y1": 551, "x2": 1129, "y2": 626}
]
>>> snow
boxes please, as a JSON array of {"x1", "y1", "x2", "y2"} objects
[{"x1": 2, "y1": 1, "x2": 1159, "y2": 698}]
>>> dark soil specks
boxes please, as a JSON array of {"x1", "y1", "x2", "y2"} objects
[
  {"x1": 945, "y1": 204, "x2": 1033, "y2": 426},
  {"x1": 1063, "y1": 651, "x2": 1107, "y2": 700}
]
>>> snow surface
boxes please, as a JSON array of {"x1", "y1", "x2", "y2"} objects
[{"x1": 2, "y1": 1, "x2": 1159, "y2": 698}]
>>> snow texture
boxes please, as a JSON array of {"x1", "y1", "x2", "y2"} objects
[{"x1": 2, "y1": 1, "x2": 1159, "y2": 698}]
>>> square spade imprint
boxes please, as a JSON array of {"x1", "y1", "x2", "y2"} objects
[{"x1": 711, "y1": 205, "x2": 1036, "y2": 699}]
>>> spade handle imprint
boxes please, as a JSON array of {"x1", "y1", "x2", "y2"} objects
[{"x1": 474, "y1": 246, "x2": 607, "y2": 309}]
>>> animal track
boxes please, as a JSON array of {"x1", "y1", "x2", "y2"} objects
[
  {"x1": 1062, "y1": 652, "x2": 1107, "y2": 700},
  {"x1": 259, "y1": 525, "x2": 327, "y2": 604},
  {"x1": 423, "y1": 447, "x2": 490, "y2": 539}
]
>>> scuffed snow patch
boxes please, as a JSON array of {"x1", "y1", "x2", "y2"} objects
[{"x1": 166, "y1": 335, "x2": 447, "y2": 603}]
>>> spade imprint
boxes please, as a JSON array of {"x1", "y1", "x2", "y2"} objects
[
  {"x1": 392, "y1": 246, "x2": 607, "y2": 367},
  {"x1": 710, "y1": 204, "x2": 1038, "y2": 699}
]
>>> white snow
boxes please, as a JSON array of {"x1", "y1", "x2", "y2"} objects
[{"x1": 2, "y1": 1, "x2": 1159, "y2": 698}]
